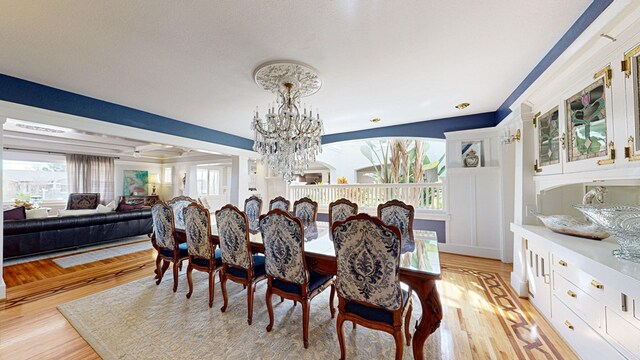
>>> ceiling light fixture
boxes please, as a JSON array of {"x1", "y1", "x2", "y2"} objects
[
  {"x1": 370, "y1": 118, "x2": 381, "y2": 123},
  {"x1": 455, "y1": 102, "x2": 470, "y2": 110},
  {"x1": 252, "y1": 61, "x2": 324, "y2": 182}
]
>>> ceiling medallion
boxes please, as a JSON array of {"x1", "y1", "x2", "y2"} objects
[{"x1": 251, "y1": 61, "x2": 324, "y2": 183}]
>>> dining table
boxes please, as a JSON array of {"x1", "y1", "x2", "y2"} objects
[{"x1": 179, "y1": 219, "x2": 443, "y2": 360}]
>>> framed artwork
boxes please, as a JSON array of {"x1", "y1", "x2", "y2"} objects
[
  {"x1": 461, "y1": 141, "x2": 482, "y2": 167},
  {"x1": 123, "y1": 170, "x2": 149, "y2": 196},
  {"x1": 538, "y1": 106, "x2": 560, "y2": 167},
  {"x1": 565, "y1": 78, "x2": 608, "y2": 162}
]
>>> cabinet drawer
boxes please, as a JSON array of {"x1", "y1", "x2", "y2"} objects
[
  {"x1": 551, "y1": 296, "x2": 624, "y2": 360},
  {"x1": 554, "y1": 272, "x2": 604, "y2": 329},
  {"x1": 606, "y1": 307, "x2": 640, "y2": 358},
  {"x1": 552, "y1": 253, "x2": 607, "y2": 302}
]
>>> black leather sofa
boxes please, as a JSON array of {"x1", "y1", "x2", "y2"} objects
[{"x1": 3, "y1": 209, "x2": 152, "y2": 260}]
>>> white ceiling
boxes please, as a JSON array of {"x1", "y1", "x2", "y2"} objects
[{"x1": 0, "y1": 1, "x2": 591, "y2": 139}]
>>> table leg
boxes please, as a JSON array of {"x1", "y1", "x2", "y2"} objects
[{"x1": 411, "y1": 281, "x2": 442, "y2": 360}]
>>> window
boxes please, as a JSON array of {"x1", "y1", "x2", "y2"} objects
[
  {"x1": 3, "y1": 160, "x2": 69, "y2": 203},
  {"x1": 196, "y1": 168, "x2": 220, "y2": 196},
  {"x1": 163, "y1": 167, "x2": 172, "y2": 184}
]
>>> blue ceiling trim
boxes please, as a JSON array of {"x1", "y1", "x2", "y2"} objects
[
  {"x1": 495, "y1": 0, "x2": 614, "y2": 122},
  {"x1": 0, "y1": 73, "x2": 254, "y2": 150},
  {"x1": 322, "y1": 112, "x2": 497, "y2": 144}
]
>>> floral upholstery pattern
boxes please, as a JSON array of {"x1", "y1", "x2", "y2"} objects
[
  {"x1": 332, "y1": 217, "x2": 402, "y2": 310},
  {"x1": 330, "y1": 203, "x2": 357, "y2": 225},
  {"x1": 215, "y1": 207, "x2": 251, "y2": 269},
  {"x1": 379, "y1": 204, "x2": 414, "y2": 253},
  {"x1": 270, "y1": 199, "x2": 289, "y2": 212},
  {"x1": 168, "y1": 196, "x2": 195, "y2": 230},
  {"x1": 244, "y1": 197, "x2": 262, "y2": 230},
  {"x1": 183, "y1": 205, "x2": 213, "y2": 259},
  {"x1": 294, "y1": 200, "x2": 317, "y2": 223},
  {"x1": 151, "y1": 203, "x2": 175, "y2": 250},
  {"x1": 260, "y1": 212, "x2": 307, "y2": 285}
]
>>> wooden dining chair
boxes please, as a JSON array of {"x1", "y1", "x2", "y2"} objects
[
  {"x1": 244, "y1": 195, "x2": 263, "y2": 231},
  {"x1": 183, "y1": 202, "x2": 222, "y2": 307},
  {"x1": 377, "y1": 199, "x2": 415, "y2": 253},
  {"x1": 331, "y1": 213, "x2": 413, "y2": 360},
  {"x1": 259, "y1": 209, "x2": 336, "y2": 348},
  {"x1": 269, "y1": 196, "x2": 290, "y2": 212},
  {"x1": 293, "y1": 197, "x2": 318, "y2": 223},
  {"x1": 328, "y1": 198, "x2": 358, "y2": 228},
  {"x1": 151, "y1": 201, "x2": 188, "y2": 292},
  {"x1": 167, "y1": 195, "x2": 197, "y2": 230},
  {"x1": 215, "y1": 204, "x2": 267, "y2": 325}
]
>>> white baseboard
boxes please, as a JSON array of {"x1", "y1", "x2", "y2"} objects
[
  {"x1": 438, "y1": 243, "x2": 501, "y2": 260},
  {"x1": 510, "y1": 271, "x2": 528, "y2": 298},
  {"x1": 0, "y1": 278, "x2": 6, "y2": 300}
]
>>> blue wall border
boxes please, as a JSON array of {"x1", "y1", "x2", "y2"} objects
[{"x1": 0, "y1": 73, "x2": 254, "y2": 150}]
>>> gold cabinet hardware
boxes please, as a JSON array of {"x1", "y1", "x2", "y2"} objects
[
  {"x1": 532, "y1": 112, "x2": 541, "y2": 128},
  {"x1": 534, "y1": 160, "x2": 542, "y2": 173},
  {"x1": 544, "y1": 274, "x2": 550, "y2": 284},
  {"x1": 567, "y1": 290, "x2": 577, "y2": 298},
  {"x1": 621, "y1": 293, "x2": 628, "y2": 312},
  {"x1": 564, "y1": 321, "x2": 574, "y2": 330},
  {"x1": 624, "y1": 136, "x2": 640, "y2": 161},
  {"x1": 591, "y1": 280, "x2": 604, "y2": 289},
  {"x1": 524, "y1": 238, "x2": 528, "y2": 250},
  {"x1": 622, "y1": 43, "x2": 640, "y2": 78},
  {"x1": 560, "y1": 132, "x2": 566, "y2": 150},
  {"x1": 558, "y1": 260, "x2": 568, "y2": 267},
  {"x1": 594, "y1": 64, "x2": 612, "y2": 88},
  {"x1": 597, "y1": 141, "x2": 615, "y2": 165}
]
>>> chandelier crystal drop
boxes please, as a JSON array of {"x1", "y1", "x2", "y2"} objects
[{"x1": 251, "y1": 62, "x2": 324, "y2": 182}]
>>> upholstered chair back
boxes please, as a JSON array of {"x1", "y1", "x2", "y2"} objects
[
  {"x1": 259, "y1": 210, "x2": 307, "y2": 285},
  {"x1": 293, "y1": 197, "x2": 318, "y2": 223},
  {"x1": 377, "y1": 200, "x2": 415, "y2": 253},
  {"x1": 332, "y1": 214, "x2": 403, "y2": 310},
  {"x1": 168, "y1": 195, "x2": 197, "y2": 230},
  {"x1": 67, "y1": 193, "x2": 100, "y2": 210},
  {"x1": 328, "y1": 199, "x2": 358, "y2": 227},
  {"x1": 269, "y1": 196, "x2": 290, "y2": 212},
  {"x1": 183, "y1": 203, "x2": 214, "y2": 259},
  {"x1": 151, "y1": 202, "x2": 176, "y2": 250},
  {"x1": 215, "y1": 205, "x2": 252, "y2": 269},
  {"x1": 244, "y1": 196, "x2": 263, "y2": 230}
]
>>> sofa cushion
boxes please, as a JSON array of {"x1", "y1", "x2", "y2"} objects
[
  {"x1": 4, "y1": 206, "x2": 26, "y2": 221},
  {"x1": 58, "y1": 209, "x2": 98, "y2": 217}
]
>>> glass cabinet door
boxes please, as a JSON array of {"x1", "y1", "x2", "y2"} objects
[
  {"x1": 534, "y1": 106, "x2": 562, "y2": 175},
  {"x1": 623, "y1": 44, "x2": 640, "y2": 160}
]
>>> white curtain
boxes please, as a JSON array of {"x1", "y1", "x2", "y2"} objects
[{"x1": 66, "y1": 154, "x2": 115, "y2": 204}]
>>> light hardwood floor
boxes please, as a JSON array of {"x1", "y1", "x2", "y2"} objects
[{"x1": 0, "y1": 245, "x2": 577, "y2": 359}]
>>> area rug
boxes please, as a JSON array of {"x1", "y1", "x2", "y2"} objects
[
  {"x1": 53, "y1": 241, "x2": 152, "y2": 268},
  {"x1": 58, "y1": 266, "x2": 564, "y2": 359}
]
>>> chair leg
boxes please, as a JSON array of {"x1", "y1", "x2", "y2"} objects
[
  {"x1": 186, "y1": 263, "x2": 194, "y2": 299},
  {"x1": 172, "y1": 261, "x2": 179, "y2": 292},
  {"x1": 404, "y1": 300, "x2": 413, "y2": 346},
  {"x1": 178, "y1": 261, "x2": 183, "y2": 272},
  {"x1": 208, "y1": 270, "x2": 215, "y2": 308},
  {"x1": 266, "y1": 286, "x2": 274, "y2": 332},
  {"x1": 220, "y1": 272, "x2": 228, "y2": 312},
  {"x1": 393, "y1": 328, "x2": 404, "y2": 360},
  {"x1": 329, "y1": 284, "x2": 336, "y2": 319},
  {"x1": 302, "y1": 299, "x2": 310, "y2": 349},
  {"x1": 352, "y1": 322, "x2": 356, "y2": 330},
  {"x1": 156, "y1": 259, "x2": 169, "y2": 285},
  {"x1": 280, "y1": 296, "x2": 284, "y2": 303},
  {"x1": 336, "y1": 313, "x2": 347, "y2": 360},
  {"x1": 154, "y1": 254, "x2": 161, "y2": 279},
  {"x1": 247, "y1": 282, "x2": 254, "y2": 325}
]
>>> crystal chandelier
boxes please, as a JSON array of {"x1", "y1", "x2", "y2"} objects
[{"x1": 252, "y1": 61, "x2": 324, "y2": 182}]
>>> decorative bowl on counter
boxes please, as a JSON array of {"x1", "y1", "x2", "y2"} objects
[
  {"x1": 574, "y1": 204, "x2": 640, "y2": 262},
  {"x1": 532, "y1": 212, "x2": 609, "y2": 240}
]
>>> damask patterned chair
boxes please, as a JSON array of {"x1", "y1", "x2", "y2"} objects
[
  {"x1": 66, "y1": 193, "x2": 100, "y2": 209},
  {"x1": 151, "y1": 201, "x2": 188, "y2": 292},
  {"x1": 216, "y1": 204, "x2": 267, "y2": 325},
  {"x1": 184, "y1": 202, "x2": 222, "y2": 307},
  {"x1": 328, "y1": 198, "x2": 358, "y2": 228},
  {"x1": 269, "y1": 196, "x2": 290, "y2": 212},
  {"x1": 331, "y1": 214, "x2": 413, "y2": 360},
  {"x1": 293, "y1": 197, "x2": 318, "y2": 223},
  {"x1": 244, "y1": 195, "x2": 263, "y2": 232},
  {"x1": 377, "y1": 199, "x2": 415, "y2": 253},
  {"x1": 167, "y1": 195, "x2": 197, "y2": 230},
  {"x1": 259, "y1": 209, "x2": 336, "y2": 349}
]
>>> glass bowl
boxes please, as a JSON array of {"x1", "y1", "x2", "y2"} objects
[{"x1": 574, "y1": 204, "x2": 640, "y2": 262}]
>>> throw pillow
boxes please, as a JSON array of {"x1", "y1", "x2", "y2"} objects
[
  {"x1": 96, "y1": 204, "x2": 114, "y2": 213},
  {"x1": 116, "y1": 203, "x2": 144, "y2": 212},
  {"x1": 26, "y1": 208, "x2": 49, "y2": 219},
  {"x1": 4, "y1": 206, "x2": 26, "y2": 221},
  {"x1": 106, "y1": 200, "x2": 117, "y2": 211}
]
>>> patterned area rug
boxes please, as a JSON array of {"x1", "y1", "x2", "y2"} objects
[
  {"x1": 53, "y1": 241, "x2": 152, "y2": 268},
  {"x1": 57, "y1": 266, "x2": 564, "y2": 359}
]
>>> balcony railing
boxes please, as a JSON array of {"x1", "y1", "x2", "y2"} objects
[{"x1": 288, "y1": 182, "x2": 445, "y2": 211}]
